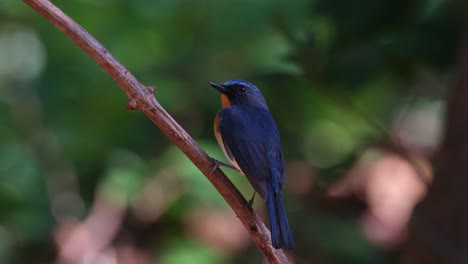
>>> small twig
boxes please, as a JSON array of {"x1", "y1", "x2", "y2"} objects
[{"x1": 22, "y1": 0, "x2": 290, "y2": 263}]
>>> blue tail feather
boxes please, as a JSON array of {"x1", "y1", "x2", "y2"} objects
[{"x1": 267, "y1": 189, "x2": 294, "y2": 249}]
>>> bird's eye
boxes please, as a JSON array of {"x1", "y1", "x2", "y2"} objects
[{"x1": 237, "y1": 87, "x2": 247, "y2": 94}]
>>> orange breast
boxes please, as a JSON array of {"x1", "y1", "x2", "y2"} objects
[{"x1": 213, "y1": 114, "x2": 242, "y2": 173}]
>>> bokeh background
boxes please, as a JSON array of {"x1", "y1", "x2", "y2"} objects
[{"x1": 0, "y1": 1, "x2": 466, "y2": 263}]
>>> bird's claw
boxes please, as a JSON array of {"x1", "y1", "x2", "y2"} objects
[
  {"x1": 247, "y1": 192, "x2": 257, "y2": 208},
  {"x1": 209, "y1": 158, "x2": 239, "y2": 175}
]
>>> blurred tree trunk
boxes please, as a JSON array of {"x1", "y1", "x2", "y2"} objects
[{"x1": 400, "y1": 32, "x2": 468, "y2": 264}]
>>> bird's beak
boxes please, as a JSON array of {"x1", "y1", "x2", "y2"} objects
[{"x1": 209, "y1": 82, "x2": 232, "y2": 95}]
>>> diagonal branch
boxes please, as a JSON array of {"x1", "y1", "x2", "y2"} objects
[{"x1": 22, "y1": 0, "x2": 290, "y2": 263}]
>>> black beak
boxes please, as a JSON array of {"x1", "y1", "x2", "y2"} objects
[{"x1": 209, "y1": 82, "x2": 232, "y2": 95}]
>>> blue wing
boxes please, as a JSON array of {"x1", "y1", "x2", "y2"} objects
[{"x1": 217, "y1": 106, "x2": 285, "y2": 199}]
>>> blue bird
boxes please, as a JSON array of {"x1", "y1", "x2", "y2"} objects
[{"x1": 210, "y1": 80, "x2": 294, "y2": 249}]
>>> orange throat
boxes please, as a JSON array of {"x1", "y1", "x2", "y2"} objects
[{"x1": 220, "y1": 93, "x2": 231, "y2": 107}]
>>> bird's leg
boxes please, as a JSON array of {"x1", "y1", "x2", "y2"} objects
[
  {"x1": 209, "y1": 158, "x2": 240, "y2": 175},
  {"x1": 248, "y1": 191, "x2": 257, "y2": 208}
]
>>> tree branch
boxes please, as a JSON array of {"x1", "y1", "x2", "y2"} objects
[{"x1": 22, "y1": 0, "x2": 290, "y2": 263}]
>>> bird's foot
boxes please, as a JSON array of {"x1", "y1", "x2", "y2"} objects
[
  {"x1": 209, "y1": 158, "x2": 239, "y2": 175},
  {"x1": 247, "y1": 192, "x2": 257, "y2": 208}
]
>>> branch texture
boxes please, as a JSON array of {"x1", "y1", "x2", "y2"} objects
[{"x1": 22, "y1": 0, "x2": 290, "y2": 263}]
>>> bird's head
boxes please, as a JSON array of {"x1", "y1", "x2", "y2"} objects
[{"x1": 209, "y1": 80, "x2": 268, "y2": 109}]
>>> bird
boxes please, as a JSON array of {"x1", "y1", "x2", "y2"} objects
[{"x1": 210, "y1": 80, "x2": 294, "y2": 249}]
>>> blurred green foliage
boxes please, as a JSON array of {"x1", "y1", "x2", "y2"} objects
[{"x1": 0, "y1": 0, "x2": 466, "y2": 263}]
